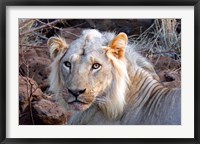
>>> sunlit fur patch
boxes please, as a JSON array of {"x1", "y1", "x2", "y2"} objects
[
  {"x1": 108, "y1": 32, "x2": 128, "y2": 59},
  {"x1": 83, "y1": 29, "x2": 102, "y2": 41},
  {"x1": 99, "y1": 50, "x2": 130, "y2": 119},
  {"x1": 47, "y1": 36, "x2": 68, "y2": 59},
  {"x1": 70, "y1": 54, "x2": 80, "y2": 62}
]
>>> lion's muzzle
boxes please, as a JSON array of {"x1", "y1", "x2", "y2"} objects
[
  {"x1": 66, "y1": 88, "x2": 93, "y2": 111},
  {"x1": 68, "y1": 88, "x2": 86, "y2": 97}
]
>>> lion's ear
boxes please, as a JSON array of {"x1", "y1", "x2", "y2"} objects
[
  {"x1": 47, "y1": 36, "x2": 69, "y2": 59},
  {"x1": 108, "y1": 32, "x2": 128, "y2": 59}
]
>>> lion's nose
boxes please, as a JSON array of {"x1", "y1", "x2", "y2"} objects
[{"x1": 68, "y1": 88, "x2": 86, "y2": 97}]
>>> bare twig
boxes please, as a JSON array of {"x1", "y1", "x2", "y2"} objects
[
  {"x1": 19, "y1": 19, "x2": 35, "y2": 28},
  {"x1": 154, "y1": 55, "x2": 160, "y2": 66},
  {"x1": 19, "y1": 19, "x2": 35, "y2": 30},
  {"x1": 34, "y1": 19, "x2": 61, "y2": 30},
  {"x1": 32, "y1": 32, "x2": 48, "y2": 40},
  {"x1": 29, "y1": 80, "x2": 35, "y2": 125},
  {"x1": 72, "y1": 22, "x2": 87, "y2": 28},
  {"x1": 19, "y1": 19, "x2": 60, "y2": 36},
  {"x1": 35, "y1": 19, "x2": 80, "y2": 38},
  {"x1": 19, "y1": 44, "x2": 47, "y2": 48}
]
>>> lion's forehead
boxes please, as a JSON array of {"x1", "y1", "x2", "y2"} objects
[
  {"x1": 62, "y1": 30, "x2": 110, "y2": 65},
  {"x1": 68, "y1": 45, "x2": 104, "y2": 55},
  {"x1": 70, "y1": 38, "x2": 104, "y2": 50},
  {"x1": 64, "y1": 40, "x2": 106, "y2": 63},
  {"x1": 69, "y1": 31, "x2": 107, "y2": 50},
  {"x1": 67, "y1": 50, "x2": 107, "y2": 64}
]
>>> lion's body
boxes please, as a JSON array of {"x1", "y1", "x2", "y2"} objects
[{"x1": 48, "y1": 29, "x2": 181, "y2": 125}]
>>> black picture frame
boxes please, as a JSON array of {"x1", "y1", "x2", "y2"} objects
[{"x1": 0, "y1": 0, "x2": 199, "y2": 144}]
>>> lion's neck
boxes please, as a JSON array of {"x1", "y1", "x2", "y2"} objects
[{"x1": 126, "y1": 67, "x2": 162, "y2": 104}]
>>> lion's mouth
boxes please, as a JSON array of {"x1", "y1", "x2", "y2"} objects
[
  {"x1": 68, "y1": 99, "x2": 88, "y2": 105},
  {"x1": 67, "y1": 99, "x2": 90, "y2": 111}
]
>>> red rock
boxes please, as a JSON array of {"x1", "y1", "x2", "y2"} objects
[
  {"x1": 32, "y1": 99, "x2": 67, "y2": 125},
  {"x1": 19, "y1": 76, "x2": 43, "y2": 114}
]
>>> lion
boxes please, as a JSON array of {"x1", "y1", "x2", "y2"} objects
[{"x1": 47, "y1": 29, "x2": 181, "y2": 125}]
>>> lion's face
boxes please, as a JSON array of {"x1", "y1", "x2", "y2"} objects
[
  {"x1": 48, "y1": 30, "x2": 129, "y2": 113},
  {"x1": 60, "y1": 41, "x2": 113, "y2": 111}
]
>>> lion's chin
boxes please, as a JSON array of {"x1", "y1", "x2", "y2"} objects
[{"x1": 68, "y1": 102, "x2": 91, "y2": 111}]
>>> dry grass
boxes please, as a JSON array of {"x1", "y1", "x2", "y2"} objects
[{"x1": 129, "y1": 19, "x2": 181, "y2": 66}]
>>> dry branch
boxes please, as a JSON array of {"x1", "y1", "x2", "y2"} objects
[
  {"x1": 19, "y1": 19, "x2": 61, "y2": 36},
  {"x1": 19, "y1": 44, "x2": 47, "y2": 48}
]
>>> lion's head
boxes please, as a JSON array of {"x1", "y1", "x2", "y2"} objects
[{"x1": 47, "y1": 29, "x2": 129, "y2": 119}]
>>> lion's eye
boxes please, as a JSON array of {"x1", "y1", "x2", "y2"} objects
[
  {"x1": 92, "y1": 63, "x2": 101, "y2": 69},
  {"x1": 63, "y1": 61, "x2": 71, "y2": 68}
]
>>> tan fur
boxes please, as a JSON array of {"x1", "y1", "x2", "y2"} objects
[
  {"x1": 107, "y1": 32, "x2": 127, "y2": 59},
  {"x1": 47, "y1": 36, "x2": 69, "y2": 59},
  {"x1": 47, "y1": 29, "x2": 181, "y2": 125}
]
